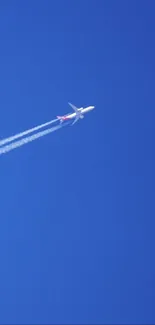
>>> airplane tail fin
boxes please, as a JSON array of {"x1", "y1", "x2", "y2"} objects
[{"x1": 57, "y1": 116, "x2": 63, "y2": 123}]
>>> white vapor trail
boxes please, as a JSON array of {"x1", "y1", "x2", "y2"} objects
[
  {"x1": 0, "y1": 118, "x2": 58, "y2": 147},
  {"x1": 0, "y1": 124, "x2": 63, "y2": 155}
]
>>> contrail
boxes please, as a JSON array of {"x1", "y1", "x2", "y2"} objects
[
  {"x1": 0, "y1": 118, "x2": 58, "y2": 147},
  {"x1": 0, "y1": 123, "x2": 63, "y2": 155}
]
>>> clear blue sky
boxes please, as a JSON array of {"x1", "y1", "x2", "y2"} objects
[{"x1": 0, "y1": 1, "x2": 154, "y2": 323}]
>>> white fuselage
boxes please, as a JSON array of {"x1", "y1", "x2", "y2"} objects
[{"x1": 66, "y1": 106, "x2": 95, "y2": 119}]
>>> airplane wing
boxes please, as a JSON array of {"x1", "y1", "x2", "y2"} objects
[
  {"x1": 71, "y1": 117, "x2": 79, "y2": 125},
  {"x1": 68, "y1": 102, "x2": 79, "y2": 114},
  {"x1": 68, "y1": 102, "x2": 84, "y2": 125},
  {"x1": 71, "y1": 114, "x2": 84, "y2": 125}
]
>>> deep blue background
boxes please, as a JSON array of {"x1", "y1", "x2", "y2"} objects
[{"x1": 0, "y1": 1, "x2": 155, "y2": 323}]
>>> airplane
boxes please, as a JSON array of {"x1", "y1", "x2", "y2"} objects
[{"x1": 57, "y1": 103, "x2": 95, "y2": 125}]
